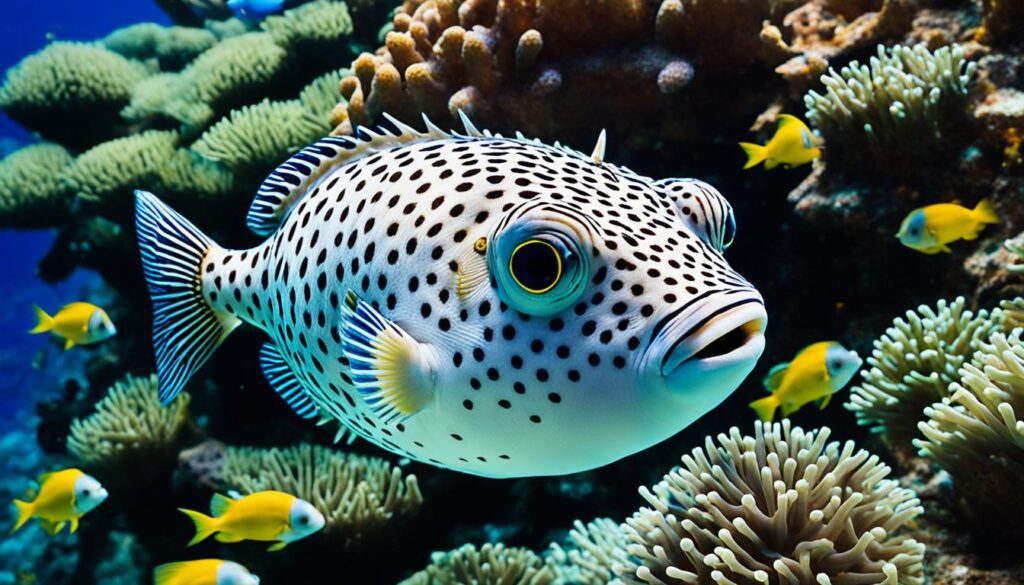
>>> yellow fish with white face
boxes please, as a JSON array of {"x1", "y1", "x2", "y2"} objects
[
  {"x1": 29, "y1": 302, "x2": 117, "y2": 350},
  {"x1": 749, "y1": 341, "x2": 862, "y2": 422},
  {"x1": 896, "y1": 199, "x2": 1000, "y2": 254},
  {"x1": 178, "y1": 490, "x2": 325, "y2": 552},
  {"x1": 154, "y1": 559, "x2": 260, "y2": 585},
  {"x1": 10, "y1": 468, "x2": 108, "y2": 535},
  {"x1": 739, "y1": 114, "x2": 822, "y2": 170}
]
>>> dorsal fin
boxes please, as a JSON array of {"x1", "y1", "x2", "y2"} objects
[{"x1": 245, "y1": 113, "x2": 452, "y2": 236}]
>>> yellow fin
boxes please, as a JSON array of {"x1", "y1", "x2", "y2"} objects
[
  {"x1": 63, "y1": 338, "x2": 75, "y2": 351},
  {"x1": 749, "y1": 395, "x2": 779, "y2": 422},
  {"x1": 178, "y1": 508, "x2": 218, "y2": 546},
  {"x1": 738, "y1": 142, "x2": 766, "y2": 170},
  {"x1": 817, "y1": 392, "x2": 833, "y2": 410},
  {"x1": 10, "y1": 500, "x2": 33, "y2": 534},
  {"x1": 28, "y1": 306, "x2": 54, "y2": 334},
  {"x1": 973, "y1": 198, "x2": 999, "y2": 225},
  {"x1": 209, "y1": 493, "x2": 235, "y2": 517},
  {"x1": 455, "y1": 241, "x2": 490, "y2": 302},
  {"x1": 762, "y1": 363, "x2": 789, "y2": 391},
  {"x1": 40, "y1": 520, "x2": 65, "y2": 536},
  {"x1": 68, "y1": 517, "x2": 79, "y2": 534},
  {"x1": 780, "y1": 401, "x2": 800, "y2": 417},
  {"x1": 215, "y1": 532, "x2": 245, "y2": 543},
  {"x1": 267, "y1": 541, "x2": 288, "y2": 552}
]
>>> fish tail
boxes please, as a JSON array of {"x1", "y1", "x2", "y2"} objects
[
  {"x1": 749, "y1": 394, "x2": 779, "y2": 422},
  {"x1": 135, "y1": 191, "x2": 241, "y2": 405},
  {"x1": 28, "y1": 306, "x2": 54, "y2": 334},
  {"x1": 738, "y1": 142, "x2": 767, "y2": 170},
  {"x1": 178, "y1": 507, "x2": 219, "y2": 546},
  {"x1": 972, "y1": 198, "x2": 999, "y2": 225},
  {"x1": 10, "y1": 500, "x2": 33, "y2": 534}
]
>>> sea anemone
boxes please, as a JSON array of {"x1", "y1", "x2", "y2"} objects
[
  {"x1": 845, "y1": 297, "x2": 1003, "y2": 454},
  {"x1": 618, "y1": 420, "x2": 925, "y2": 585},
  {"x1": 546, "y1": 518, "x2": 631, "y2": 585},
  {"x1": 401, "y1": 542, "x2": 555, "y2": 585}
]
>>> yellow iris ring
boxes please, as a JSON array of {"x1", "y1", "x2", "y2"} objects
[{"x1": 509, "y1": 239, "x2": 562, "y2": 294}]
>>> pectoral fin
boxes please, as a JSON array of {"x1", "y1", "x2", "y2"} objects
[
  {"x1": 40, "y1": 520, "x2": 65, "y2": 536},
  {"x1": 68, "y1": 517, "x2": 79, "y2": 534},
  {"x1": 267, "y1": 541, "x2": 288, "y2": 552},
  {"x1": 762, "y1": 363, "x2": 789, "y2": 392},
  {"x1": 340, "y1": 292, "x2": 438, "y2": 423},
  {"x1": 817, "y1": 392, "x2": 833, "y2": 410},
  {"x1": 63, "y1": 338, "x2": 76, "y2": 351},
  {"x1": 214, "y1": 532, "x2": 245, "y2": 543}
]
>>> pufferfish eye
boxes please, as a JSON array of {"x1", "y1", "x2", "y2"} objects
[
  {"x1": 722, "y1": 211, "x2": 737, "y2": 250},
  {"x1": 509, "y1": 239, "x2": 562, "y2": 294}
]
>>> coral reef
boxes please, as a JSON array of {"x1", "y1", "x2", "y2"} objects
[
  {"x1": 618, "y1": 421, "x2": 924, "y2": 585},
  {"x1": 545, "y1": 518, "x2": 629, "y2": 585},
  {"x1": 805, "y1": 43, "x2": 976, "y2": 175},
  {"x1": 401, "y1": 543, "x2": 555, "y2": 585},
  {"x1": 102, "y1": 23, "x2": 218, "y2": 71},
  {"x1": 914, "y1": 330, "x2": 1024, "y2": 543},
  {"x1": 845, "y1": 297, "x2": 1004, "y2": 455},
  {"x1": 0, "y1": 143, "x2": 75, "y2": 228},
  {"x1": 181, "y1": 442, "x2": 423, "y2": 545},
  {"x1": 67, "y1": 374, "x2": 190, "y2": 469}
]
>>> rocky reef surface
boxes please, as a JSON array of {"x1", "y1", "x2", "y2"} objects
[{"x1": 1, "y1": 0, "x2": 1023, "y2": 583}]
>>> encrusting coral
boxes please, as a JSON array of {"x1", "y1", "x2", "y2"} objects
[
  {"x1": 67, "y1": 374, "x2": 190, "y2": 468},
  {"x1": 0, "y1": 143, "x2": 75, "y2": 228},
  {"x1": 845, "y1": 297, "x2": 1004, "y2": 454},
  {"x1": 617, "y1": 420, "x2": 925, "y2": 585},
  {"x1": 0, "y1": 42, "x2": 149, "y2": 148},
  {"x1": 185, "y1": 443, "x2": 423, "y2": 545},
  {"x1": 804, "y1": 43, "x2": 976, "y2": 175},
  {"x1": 914, "y1": 330, "x2": 1024, "y2": 542},
  {"x1": 401, "y1": 542, "x2": 555, "y2": 585}
]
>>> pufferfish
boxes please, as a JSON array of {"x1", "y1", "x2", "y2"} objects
[{"x1": 135, "y1": 114, "x2": 767, "y2": 478}]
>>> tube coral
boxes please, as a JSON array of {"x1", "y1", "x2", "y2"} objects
[
  {"x1": 914, "y1": 330, "x2": 1024, "y2": 541},
  {"x1": 218, "y1": 443, "x2": 422, "y2": 543},
  {"x1": 67, "y1": 374, "x2": 190, "y2": 468},
  {"x1": 845, "y1": 297, "x2": 1003, "y2": 454},
  {"x1": 401, "y1": 543, "x2": 555, "y2": 585},
  {"x1": 0, "y1": 42, "x2": 149, "y2": 148},
  {"x1": 0, "y1": 143, "x2": 75, "y2": 228},
  {"x1": 804, "y1": 43, "x2": 976, "y2": 174},
  {"x1": 618, "y1": 421, "x2": 925, "y2": 585}
]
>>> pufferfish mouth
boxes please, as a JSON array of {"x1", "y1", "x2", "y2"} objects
[{"x1": 659, "y1": 299, "x2": 767, "y2": 377}]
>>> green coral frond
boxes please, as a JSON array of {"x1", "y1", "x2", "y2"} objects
[
  {"x1": 0, "y1": 143, "x2": 75, "y2": 227},
  {"x1": 300, "y1": 68, "x2": 349, "y2": 118},
  {"x1": 103, "y1": 22, "x2": 217, "y2": 71},
  {"x1": 193, "y1": 98, "x2": 331, "y2": 172},
  {"x1": 263, "y1": 0, "x2": 354, "y2": 54},
  {"x1": 63, "y1": 130, "x2": 181, "y2": 204}
]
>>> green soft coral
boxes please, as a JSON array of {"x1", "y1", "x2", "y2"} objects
[
  {"x1": 0, "y1": 143, "x2": 75, "y2": 228},
  {"x1": 103, "y1": 22, "x2": 217, "y2": 71},
  {"x1": 263, "y1": 0, "x2": 354, "y2": 59},
  {"x1": 0, "y1": 42, "x2": 149, "y2": 148}
]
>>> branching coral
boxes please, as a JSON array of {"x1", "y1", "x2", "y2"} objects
[
  {"x1": 0, "y1": 143, "x2": 75, "y2": 228},
  {"x1": 218, "y1": 444, "x2": 422, "y2": 543},
  {"x1": 805, "y1": 43, "x2": 976, "y2": 173},
  {"x1": 845, "y1": 297, "x2": 1003, "y2": 453},
  {"x1": 546, "y1": 518, "x2": 630, "y2": 585},
  {"x1": 618, "y1": 420, "x2": 925, "y2": 585},
  {"x1": 914, "y1": 330, "x2": 1024, "y2": 541},
  {"x1": 401, "y1": 543, "x2": 555, "y2": 585},
  {"x1": 193, "y1": 98, "x2": 331, "y2": 174},
  {"x1": 0, "y1": 42, "x2": 149, "y2": 148},
  {"x1": 103, "y1": 22, "x2": 217, "y2": 71},
  {"x1": 67, "y1": 374, "x2": 190, "y2": 467}
]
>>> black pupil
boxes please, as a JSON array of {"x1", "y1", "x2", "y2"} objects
[
  {"x1": 724, "y1": 215, "x2": 736, "y2": 246},
  {"x1": 512, "y1": 241, "x2": 560, "y2": 292}
]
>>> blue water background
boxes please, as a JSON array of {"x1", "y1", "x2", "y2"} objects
[{"x1": 0, "y1": 2, "x2": 170, "y2": 425}]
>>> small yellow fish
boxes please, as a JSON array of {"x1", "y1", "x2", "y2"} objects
[
  {"x1": 11, "y1": 468, "x2": 108, "y2": 535},
  {"x1": 154, "y1": 559, "x2": 260, "y2": 585},
  {"x1": 739, "y1": 114, "x2": 821, "y2": 170},
  {"x1": 178, "y1": 491, "x2": 324, "y2": 551},
  {"x1": 896, "y1": 199, "x2": 1000, "y2": 254},
  {"x1": 29, "y1": 302, "x2": 117, "y2": 350},
  {"x1": 749, "y1": 341, "x2": 862, "y2": 422}
]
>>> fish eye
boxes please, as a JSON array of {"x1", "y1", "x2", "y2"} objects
[
  {"x1": 298, "y1": 515, "x2": 309, "y2": 525},
  {"x1": 509, "y1": 239, "x2": 562, "y2": 294},
  {"x1": 82, "y1": 489, "x2": 90, "y2": 496},
  {"x1": 722, "y1": 213, "x2": 737, "y2": 250}
]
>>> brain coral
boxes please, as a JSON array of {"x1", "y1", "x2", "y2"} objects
[
  {"x1": 67, "y1": 374, "x2": 190, "y2": 469},
  {"x1": 804, "y1": 43, "x2": 976, "y2": 175},
  {"x1": 216, "y1": 443, "x2": 422, "y2": 544},
  {"x1": 618, "y1": 420, "x2": 925, "y2": 585},
  {"x1": 0, "y1": 42, "x2": 149, "y2": 148},
  {"x1": 401, "y1": 542, "x2": 555, "y2": 585},
  {"x1": 0, "y1": 143, "x2": 75, "y2": 228},
  {"x1": 845, "y1": 297, "x2": 1003, "y2": 455},
  {"x1": 914, "y1": 330, "x2": 1024, "y2": 541}
]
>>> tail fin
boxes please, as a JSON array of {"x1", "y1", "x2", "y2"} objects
[
  {"x1": 178, "y1": 507, "x2": 219, "y2": 546},
  {"x1": 749, "y1": 395, "x2": 779, "y2": 422},
  {"x1": 739, "y1": 142, "x2": 767, "y2": 170},
  {"x1": 973, "y1": 198, "x2": 999, "y2": 225},
  {"x1": 28, "y1": 306, "x2": 54, "y2": 334},
  {"x1": 135, "y1": 191, "x2": 240, "y2": 405},
  {"x1": 10, "y1": 500, "x2": 33, "y2": 534}
]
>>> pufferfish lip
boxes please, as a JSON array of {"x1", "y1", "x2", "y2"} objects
[{"x1": 659, "y1": 300, "x2": 768, "y2": 377}]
